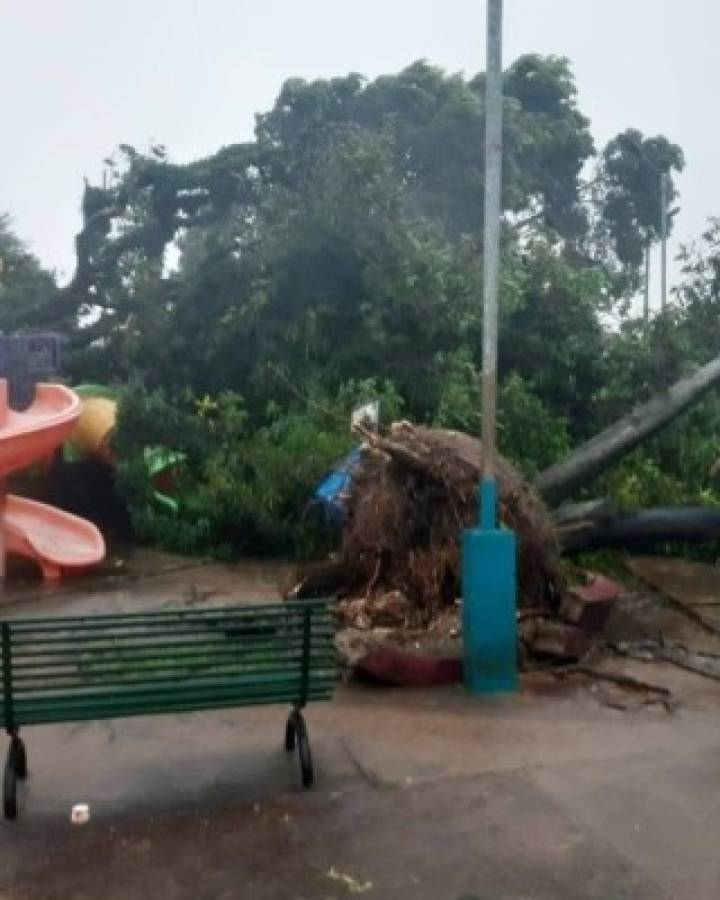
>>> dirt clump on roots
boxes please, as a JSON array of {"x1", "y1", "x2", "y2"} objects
[{"x1": 296, "y1": 422, "x2": 563, "y2": 629}]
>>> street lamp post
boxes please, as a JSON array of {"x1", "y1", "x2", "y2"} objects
[
  {"x1": 461, "y1": 0, "x2": 518, "y2": 695},
  {"x1": 643, "y1": 244, "x2": 650, "y2": 326},
  {"x1": 660, "y1": 172, "x2": 669, "y2": 312}
]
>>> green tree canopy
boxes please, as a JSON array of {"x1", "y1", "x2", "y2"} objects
[
  {"x1": 0, "y1": 216, "x2": 60, "y2": 333},
  {"x1": 57, "y1": 56, "x2": 683, "y2": 415},
  {"x1": 7, "y1": 57, "x2": 719, "y2": 558},
  {"x1": 598, "y1": 128, "x2": 684, "y2": 268}
]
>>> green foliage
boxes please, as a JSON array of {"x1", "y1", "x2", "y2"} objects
[
  {"x1": 432, "y1": 350, "x2": 482, "y2": 433},
  {"x1": 334, "y1": 377, "x2": 406, "y2": 427},
  {"x1": 599, "y1": 129, "x2": 684, "y2": 268},
  {"x1": 498, "y1": 374, "x2": 571, "y2": 476},
  {"x1": 0, "y1": 216, "x2": 63, "y2": 332},
  {"x1": 601, "y1": 396, "x2": 720, "y2": 511},
  {"x1": 12, "y1": 57, "x2": 720, "y2": 563},
  {"x1": 57, "y1": 54, "x2": 663, "y2": 392},
  {"x1": 114, "y1": 387, "x2": 353, "y2": 558},
  {"x1": 201, "y1": 408, "x2": 352, "y2": 556},
  {"x1": 604, "y1": 452, "x2": 693, "y2": 509},
  {"x1": 499, "y1": 239, "x2": 610, "y2": 438},
  {"x1": 113, "y1": 388, "x2": 211, "y2": 549}
]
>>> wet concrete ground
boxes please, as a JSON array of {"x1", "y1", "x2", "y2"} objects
[
  {"x1": 628, "y1": 555, "x2": 720, "y2": 634},
  {"x1": 2, "y1": 552, "x2": 720, "y2": 899}
]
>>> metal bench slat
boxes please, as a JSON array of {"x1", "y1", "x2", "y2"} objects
[
  {"x1": 13, "y1": 689, "x2": 334, "y2": 727},
  {"x1": 7, "y1": 600, "x2": 329, "y2": 628},
  {"x1": 9, "y1": 659, "x2": 337, "y2": 692},
  {"x1": 13, "y1": 678, "x2": 334, "y2": 716},
  {"x1": 1, "y1": 601, "x2": 337, "y2": 736}
]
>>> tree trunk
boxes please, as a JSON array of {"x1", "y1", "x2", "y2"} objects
[
  {"x1": 558, "y1": 506, "x2": 720, "y2": 553},
  {"x1": 533, "y1": 353, "x2": 720, "y2": 506}
]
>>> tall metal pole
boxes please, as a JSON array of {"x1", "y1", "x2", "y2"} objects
[
  {"x1": 461, "y1": 0, "x2": 517, "y2": 695},
  {"x1": 643, "y1": 243, "x2": 650, "y2": 326},
  {"x1": 660, "y1": 172, "x2": 668, "y2": 312},
  {"x1": 481, "y1": 0, "x2": 503, "y2": 522}
]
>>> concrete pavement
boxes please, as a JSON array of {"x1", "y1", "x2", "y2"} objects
[
  {"x1": 2, "y1": 683, "x2": 720, "y2": 899},
  {"x1": 2, "y1": 552, "x2": 720, "y2": 899}
]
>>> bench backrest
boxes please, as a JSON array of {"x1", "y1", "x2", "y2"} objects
[{"x1": 1, "y1": 601, "x2": 335, "y2": 730}]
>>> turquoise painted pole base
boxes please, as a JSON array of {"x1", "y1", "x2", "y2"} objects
[{"x1": 461, "y1": 525, "x2": 518, "y2": 694}]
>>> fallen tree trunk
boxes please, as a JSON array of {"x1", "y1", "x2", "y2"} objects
[
  {"x1": 558, "y1": 506, "x2": 720, "y2": 552},
  {"x1": 534, "y1": 352, "x2": 720, "y2": 506},
  {"x1": 551, "y1": 499, "x2": 613, "y2": 526}
]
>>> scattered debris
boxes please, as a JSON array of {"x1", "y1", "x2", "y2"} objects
[
  {"x1": 337, "y1": 591, "x2": 420, "y2": 630},
  {"x1": 612, "y1": 639, "x2": 720, "y2": 683},
  {"x1": 555, "y1": 666, "x2": 675, "y2": 713},
  {"x1": 71, "y1": 803, "x2": 90, "y2": 825},
  {"x1": 332, "y1": 593, "x2": 464, "y2": 684},
  {"x1": 665, "y1": 596, "x2": 720, "y2": 638},
  {"x1": 560, "y1": 574, "x2": 623, "y2": 634},
  {"x1": 335, "y1": 628, "x2": 398, "y2": 670},
  {"x1": 525, "y1": 619, "x2": 589, "y2": 662},
  {"x1": 326, "y1": 866, "x2": 373, "y2": 894}
]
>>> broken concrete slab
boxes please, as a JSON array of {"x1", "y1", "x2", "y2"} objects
[
  {"x1": 529, "y1": 619, "x2": 590, "y2": 661},
  {"x1": 562, "y1": 574, "x2": 623, "y2": 634}
]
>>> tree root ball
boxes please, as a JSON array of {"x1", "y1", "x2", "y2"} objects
[{"x1": 298, "y1": 423, "x2": 563, "y2": 624}]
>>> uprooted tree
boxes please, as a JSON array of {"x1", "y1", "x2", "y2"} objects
[
  {"x1": 333, "y1": 424, "x2": 562, "y2": 618},
  {"x1": 6, "y1": 56, "x2": 720, "y2": 573},
  {"x1": 295, "y1": 342, "x2": 720, "y2": 621}
]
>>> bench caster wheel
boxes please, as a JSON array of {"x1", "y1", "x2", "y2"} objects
[
  {"x1": 294, "y1": 712, "x2": 313, "y2": 788},
  {"x1": 284, "y1": 710, "x2": 314, "y2": 788}
]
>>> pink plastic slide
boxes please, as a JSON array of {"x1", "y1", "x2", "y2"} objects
[{"x1": 0, "y1": 380, "x2": 105, "y2": 579}]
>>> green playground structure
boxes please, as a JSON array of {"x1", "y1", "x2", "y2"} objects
[{"x1": 65, "y1": 385, "x2": 185, "y2": 514}]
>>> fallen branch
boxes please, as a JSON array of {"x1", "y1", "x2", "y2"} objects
[
  {"x1": 611, "y1": 640, "x2": 720, "y2": 683},
  {"x1": 666, "y1": 595, "x2": 720, "y2": 638},
  {"x1": 561, "y1": 665, "x2": 673, "y2": 697},
  {"x1": 555, "y1": 665, "x2": 675, "y2": 711},
  {"x1": 534, "y1": 352, "x2": 720, "y2": 506},
  {"x1": 551, "y1": 498, "x2": 613, "y2": 526}
]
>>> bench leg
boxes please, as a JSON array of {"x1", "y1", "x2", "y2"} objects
[
  {"x1": 11, "y1": 734, "x2": 27, "y2": 780},
  {"x1": 4, "y1": 733, "x2": 26, "y2": 820},
  {"x1": 284, "y1": 710, "x2": 297, "y2": 752},
  {"x1": 284, "y1": 708, "x2": 314, "y2": 789}
]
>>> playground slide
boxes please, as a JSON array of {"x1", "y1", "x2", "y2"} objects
[{"x1": 0, "y1": 382, "x2": 105, "y2": 578}]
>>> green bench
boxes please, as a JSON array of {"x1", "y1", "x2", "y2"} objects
[{"x1": 1, "y1": 599, "x2": 335, "y2": 819}]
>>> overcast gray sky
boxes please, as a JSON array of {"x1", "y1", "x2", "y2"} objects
[{"x1": 1, "y1": 0, "x2": 718, "y2": 299}]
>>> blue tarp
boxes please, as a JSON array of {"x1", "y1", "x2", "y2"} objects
[{"x1": 309, "y1": 447, "x2": 364, "y2": 527}]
